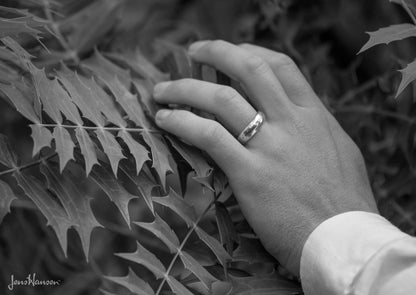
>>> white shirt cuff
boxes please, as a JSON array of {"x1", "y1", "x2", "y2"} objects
[{"x1": 300, "y1": 211, "x2": 409, "y2": 295}]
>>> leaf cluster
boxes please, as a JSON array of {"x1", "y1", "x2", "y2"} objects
[{"x1": 0, "y1": 1, "x2": 301, "y2": 295}]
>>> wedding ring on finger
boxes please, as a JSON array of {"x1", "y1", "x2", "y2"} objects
[{"x1": 237, "y1": 112, "x2": 265, "y2": 145}]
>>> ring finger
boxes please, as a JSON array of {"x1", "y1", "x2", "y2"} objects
[{"x1": 153, "y1": 78, "x2": 257, "y2": 136}]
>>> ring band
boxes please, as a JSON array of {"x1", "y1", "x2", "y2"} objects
[{"x1": 237, "y1": 112, "x2": 265, "y2": 145}]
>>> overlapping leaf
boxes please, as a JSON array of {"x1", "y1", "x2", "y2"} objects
[
  {"x1": 30, "y1": 124, "x2": 53, "y2": 156},
  {"x1": 179, "y1": 251, "x2": 217, "y2": 290},
  {"x1": 195, "y1": 227, "x2": 232, "y2": 267},
  {"x1": 215, "y1": 202, "x2": 239, "y2": 254},
  {"x1": 0, "y1": 179, "x2": 17, "y2": 223},
  {"x1": 134, "y1": 214, "x2": 180, "y2": 254},
  {"x1": 167, "y1": 276, "x2": 194, "y2": 295},
  {"x1": 226, "y1": 275, "x2": 301, "y2": 295},
  {"x1": 1, "y1": 38, "x2": 152, "y2": 176},
  {"x1": 152, "y1": 190, "x2": 231, "y2": 270},
  {"x1": 116, "y1": 242, "x2": 166, "y2": 279},
  {"x1": 0, "y1": 136, "x2": 18, "y2": 223},
  {"x1": 40, "y1": 163, "x2": 102, "y2": 259},
  {"x1": 153, "y1": 189, "x2": 197, "y2": 227},
  {"x1": 105, "y1": 268, "x2": 154, "y2": 295},
  {"x1": 120, "y1": 165, "x2": 157, "y2": 214},
  {"x1": 0, "y1": 79, "x2": 40, "y2": 124},
  {"x1": 0, "y1": 134, "x2": 101, "y2": 259},
  {"x1": 14, "y1": 169, "x2": 73, "y2": 255},
  {"x1": 167, "y1": 136, "x2": 213, "y2": 189},
  {"x1": 90, "y1": 164, "x2": 140, "y2": 227},
  {"x1": 84, "y1": 51, "x2": 173, "y2": 187},
  {"x1": 0, "y1": 5, "x2": 48, "y2": 39}
]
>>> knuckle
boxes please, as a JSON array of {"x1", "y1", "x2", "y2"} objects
[
  {"x1": 214, "y1": 87, "x2": 240, "y2": 106},
  {"x1": 244, "y1": 55, "x2": 269, "y2": 74},
  {"x1": 271, "y1": 53, "x2": 295, "y2": 68}
]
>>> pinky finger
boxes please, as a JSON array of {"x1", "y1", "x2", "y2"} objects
[{"x1": 155, "y1": 109, "x2": 247, "y2": 173}]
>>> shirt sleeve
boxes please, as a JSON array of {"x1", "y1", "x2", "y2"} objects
[{"x1": 300, "y1": 211, "x2": 416, "y2": 295}]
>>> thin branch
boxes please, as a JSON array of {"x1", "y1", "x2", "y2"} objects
[
  {"x1": 334, "y1": 105, "x2": 415, "y2": 125},
  {"x1": 0, "y1": 153, "x2": 57, "y2": 177},
  {"x1": 401, "y1": 0, "x2": 416, "y2": 25},
  {"x1": 38, "y1": 123, "x2": 162, "y2": 134},
  {"x1": 338, "y1": 71, "x2": 396, "y2": 106},
  {"x1": 390, "y1": 200, "x2": 416, "y2": 229},
  {"x1": 155, "y1": 199, "x2": 217, "y2": 295}
]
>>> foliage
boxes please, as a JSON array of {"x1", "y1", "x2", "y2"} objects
[
  {"x1": 359, "y1": 0, "x2": 416, "y2": 96},
  {"x1": 0, "y1": 0, "x2": 415, "y2": 294},
  {"x1": 0, "y1": 1, "x2": 301, "y2": 295}
]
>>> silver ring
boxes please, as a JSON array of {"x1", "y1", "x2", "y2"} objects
[{"x1": 237, "y1": 112, "x2": 265, "y2": 145}]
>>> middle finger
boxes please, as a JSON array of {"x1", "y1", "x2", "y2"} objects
[{"x1": 153, "y1": 78, "x2": 257, "y2": 136}]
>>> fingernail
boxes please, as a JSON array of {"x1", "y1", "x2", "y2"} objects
[
  {"x1": 155, "y1": 109, "x2": 172, "y2": 124},
  {"x1": 188, "y1": 41, "x2": 209, "y2": 55},
  {"x1": 153, "y1": 82, "x2": 171, "y2": 99}
]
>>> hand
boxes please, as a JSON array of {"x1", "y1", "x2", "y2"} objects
[{"x1": 152, "y1": 40, "x2": 378, "y2": 275}]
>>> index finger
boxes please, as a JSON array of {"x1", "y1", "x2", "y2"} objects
[{"x1": 188, "y1": 40, "x2": 294, "y2": 119}]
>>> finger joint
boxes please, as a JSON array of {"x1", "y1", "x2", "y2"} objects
[
  {"x1": 271, "y1": 54, "x2": 295, "y2": 69},
  {"x1": 215, "y1": 87, "x2": 240, "y2": 107},
  {"x1": 244, "y1": 55, "x2": 269, "y2": 75},
  {"x1": 201, "y1": 122, "x2": 226, "y2": 148}
]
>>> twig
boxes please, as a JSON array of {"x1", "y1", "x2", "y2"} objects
[
  {"x1": 0, "y1": 153, "x2": 57, "y2": 177},
  {"x1": 401, "y1": 0, "x2": 416, "y2": 25},
  {"x1": 38, "y1": 123, "x2": 162, "y2": 134},
  {"x1": 334, "y1": 105, "x2": 415, "y2": 125},
  {"x1": 390, "y1": 200, "x2": 416, "y2": 229},
  {"x1": 338, "y1": 71, "x2": 396, "y2": 106},
  {"x1": 155, "y1": 198, "x2": 217, "y2": 295}
]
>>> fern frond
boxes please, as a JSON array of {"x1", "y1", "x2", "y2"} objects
[
  {"x1": 84, "y1": 51, "x2": 174, "y2": 187},
  {"x1": 1, "y1": 36, "x2": 159, "y2": 177},
  {"x1": 0, "y1": 4, "x2": 303, "y2": 294}
]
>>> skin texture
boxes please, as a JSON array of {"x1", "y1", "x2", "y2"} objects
[{"x1": 152, "y1": 40, "x2": 379, "y2": 276}]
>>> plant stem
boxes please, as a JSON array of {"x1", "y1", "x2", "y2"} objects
[
  {"x1": 37, "y1": 123, "x2": 161, "y2": 134},
  {"x1": 155, "y1": 199, "x2": 216, "y2": 295},
  {"x1": 334, "y1": 105, "x2": 415, "y2": 125},
  {"x1": 0, "y1": 153, "x2": 57, "y2": 177},
  {"x1": 391, "y1": 200, "x2": 416, "y2": 229},
  {"x1": 337, "y1": 71, "x2": 396, "y2": 106},
  {"x1": 401, "y1": 0, "x2": 416, "y2": 25}
]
